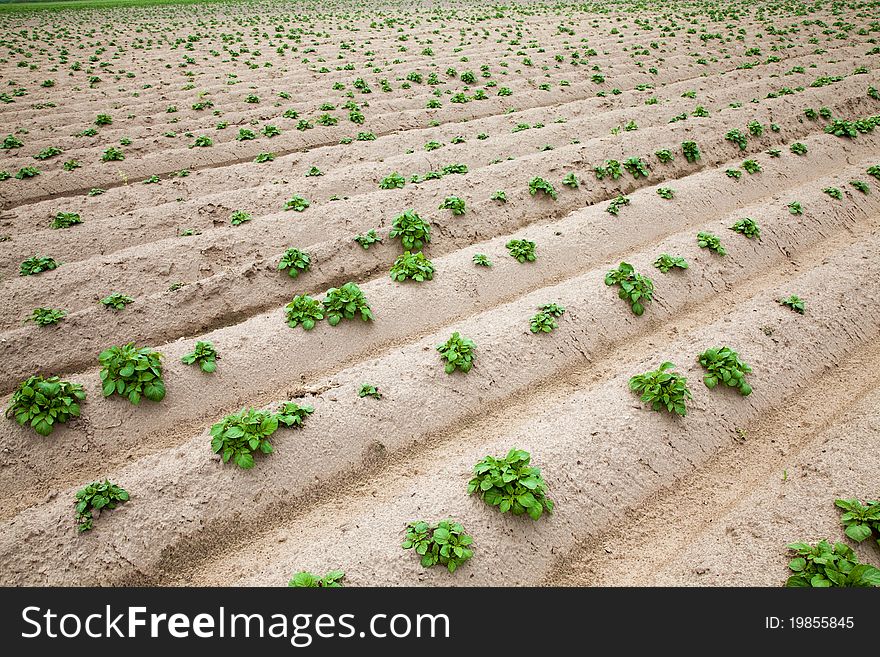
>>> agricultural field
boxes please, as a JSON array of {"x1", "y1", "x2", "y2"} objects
[{"x1": 0, "y1": 0, "x2": 879, "y2": 588}]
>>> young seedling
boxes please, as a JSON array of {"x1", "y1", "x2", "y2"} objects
[
  {"x1": 472, "y1": 253, "x2": 492, "y2": 267},
  {"x1": 358, "y1": 383, "x2": 381, "y2": 399},
  {"x1": 528, "y1": 177, "x2": 558, "y2": 200},
  {"x1": 390, "y1": 210, "x2": 430, "y2": 250},
  {"x1": 606, "y1": 195, "x2": 630, "y2": 216},
  {"x1": 730, "y1": 217, "x2": 760, "y2": 239},
  {"x1": 75, "y1": 480, "x2": 129, "y2": 532},
  {"x1": 594, "y1": 159, "x2": 622, "y2": 180},
  {"x1": 825, "y1": 119, "x2": 858, "y2": 139},
  {"x1": 623, "y1": 157, "x2": 649, "y2": 179},
  {"x1": 276, "y1": 401, "x2": 314, "y2": 428},
  {"x1": 653, "y1": 254, "x2": 688, "y2": 273},
  {"x1": 101, "y1": 147, "x2": 124, "y2": 162},
  {"x1": 747, "y1": 121, "x2": 764, "y2": 137},
  {"x1": 786, "y1": 540, "x2": 880, "y2": 587},
  {"x1": 697, "y1": 232, "x2": 726, "y2": 255},
  {"x1": 390, "y1": 251, "x2": 435, "y2": 282},
  {"x1": 99, "y1": 343, "x2": 165, "y2": 404},
  {"x1": 379, "y1": 172, "x2": 406, "y2": 189},
  {"x1": 698, "y1": 346, "x2": 753, "y2": 396},
  {"x1": 101, "y1": 293, "x2": 134, "y2": 311},
  {"x1": 402, "y1": 520, "x2": 474, "y2": 573},
  {"x1": 28, "y1": 307, "x2": 67, "y2": 326},
  {"x1": 506, "y1": 239, "x2": 536, "y2": 263},
  {"x1": 34, "y1": 146, "x2": 63, "y2": 160},
  {"x1": 52, "y1": 212, "x2": 82, "y2": 229},
  {"x1": 656, "y1": 187, "x2": 675, "y2": 199},
  {"x1": 779, "y1": 295, "x2": 805, "y2": 314},
  {"x1": 530, "y1": 302, "x2": 565, "y2": 333},
  {"x1": 787, "y1": 201, "x2": 803, "y2": 216},
  {"x1": 742, "y1": 159, "x2": 762, "y2": 174},
  {"x1": 277, "y1": 246, "x2": 311, "y2": 278},
  {"x1": 790, "y1": 142, "x2": 808, "y2": 155},
  {"x1": 491, "y1": 190, "x2": 507, "y2": 203},
  {"x1": 284, "y1": 195, "x2": 310, "y2": 212},
  {"x1": 439, "y1": 196, "x2": 466, "y2": 215},
  {"x1": 605, "y1": 262, "x2": 654, "y2": 315},
  {"x1": 436, "y1": 332, "x2": 476, "y2": 374},
  {"x1": 835, "y1": 499, "x2": 880, "y2": 545},
  {"x1": 682, "y1": 141, "x2": 700, "y2": 163},
  {"x1": 20, "y1": 256, "x2": 59, "y2": 276},
  {"x1": 229, "y1": 210, "x2": 251, "y2": 226},
  {"x1": 288, "y1": 571, "x2": 345, "y2": 587},
  {"x1": 181, "y1": 341, "x2": 218, "y2": 373},
  {"x1": 468, "y1": 448, "x2": 553, "y2": 520},
  {"x1": 539, "y1": 303, "x2": 566, "y2": 317},
  {"x1": 655, "y1": 149, "x2": 674, "y2": 163},
  {"x1": 285, "y1": 295, "x2": 324, "y2": 330},
  {"x1": 629, "y1": 362, "x2": 692, "y2": 416},
  {"x1": 850, "y1": 180, "x2": 870, "y2": 194},
  {"x1": 562, "y1": 172, "x2": 580, "y2": 188},
  {"x1": 210, "y1": 407, "x2": 277, "y2": 469},
  {"x1": 354, "y1": 229, "x2": 382, "y2": 249},
  {"x1": 726, "y1": 168, "x2": 743, "y2": 179},
  {"x1": 823, "y1": 187, "x2": 843, "y2": 200},
  {"x1": 323, "y1": 283, "x2": 374, "y2": 325},
  {"x1": 6, "y1": 374, "x2": 85, "y2": 436}
]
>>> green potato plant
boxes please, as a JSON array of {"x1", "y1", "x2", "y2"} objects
[
  {"x1": 779, "y1": 295, "x2": 805, "y2": 314},
  {"x1": 698, "y1": 346, "x2": 753, "y2": 396},
  {"x1": 786, "y1": 541, "x2": 880, "y2": 588},
  {"x1": 439, "y1": 196, "x2": 466, "y2": 215},
  {"x1": 288, "y1": 571, "x2": 345, "y2": 587},
  {"x1": 28, "y1": 307, "x2": 67, "y2": 326},
  {"x1": 390, "y1": 251, "x2": 435, "y2": 282},
  {"x1": 101, "y1": 292, "x2": 134, "y2": 310},
  {"x1": 6, "y1": 374, "x2": 86, "y2": 436},
  {"x1": 323, "y1": 282, "x2": 374, "y2": 325},
  {"x1": 229, "y1": 210, "x2": 251, "y2": 226},
  {"x1": 284, "y1": 195, "x2": 310, "y2": 212},
  {"x1": 629, "y1": 362, "x2": 692, "y2": 416},
  {"x1": 606, "y1": 194, "x2": 630, "y2": 216},
  {"x1": 75, "y1": 480, "x2": 129, "y2": 532},
  {"x1": 730, "y1": 217, "x2": 760, "y2": 239},
  {"x1": 20, "y1": 255, "x2": 59, "y2": 276},
  {"x1": 354, "y1": 229, "x2": 382, "y2": 249},
  {"x1": 697, "y1": 232, "x2": 726, "y2": 255},
  {"x1": 468, "y1": 448, "x2": 553, "y2": 520},
  {"x1": 358, "y1": 383, "x2": 381, "y2": 399},
  {"x1": 278, "y1": 248, "x2": 311, "y2": 278},
  {"x1": 285, "y1": 295, "x2": 324, "y2": 330},
  {"x1": 379, "y1": 172, "x2": 406, "y2": 189},
  {"x1": 605, "y1": 262, "x2": 653, "y2": 316},
  {"x1": 390, "y1": 210, "x2": 431, "y2": 250},
  {"x1": 181, "y1": 341, "x2": 218, "y2": 373},
  {"x1": 210, "y1": 407, "x2": 277, "y2": 469},
  {"x1": 528, "y1": 177, "x2": 558, "y2": 199},
  {"x1": 402, "y1": 520, "x2": 474, "y2": 573},
  {"x1": 52, "y1": 212, "x2": 82, "y2": 229},
  {"x1": 506, "y1": 239, "x2": 536, "y2": 263},
  {"x1": 835, "y1": 499, "x2": 880, "y2": 545},
  {"x1": 653, "y1": 254, "x2": 688, "y2": 273},
  {"x1": 436, "y1": 332, "x2": 476, "y2": 374},
  {"x1": 99, "y1": 344, "x2": 165, "y2": 404}
]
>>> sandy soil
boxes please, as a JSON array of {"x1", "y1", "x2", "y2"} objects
[{"x1": 0, "y1": 0, "x2": 878, "y2": 586}]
